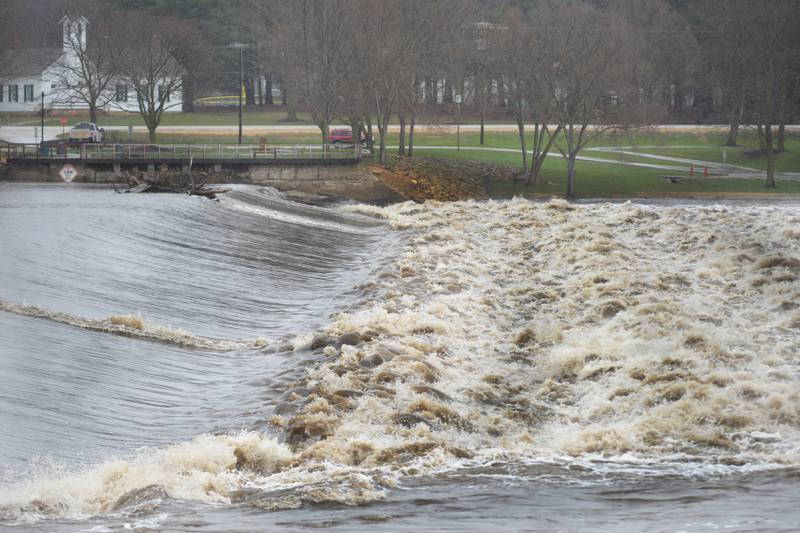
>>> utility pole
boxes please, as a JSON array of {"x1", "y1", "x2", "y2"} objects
[
  {"x1": 238, "y1": 45, "x2": 243, "y2": 144},
  {"x1": 40, "y1": 91, "x2": 45, "y2": 146},
  {"x1": 229, "y1": 42, "x2": 249, "y2": 144},
  {"x1": 455, "y1": 94, "x2": 462, "y2": 152}
]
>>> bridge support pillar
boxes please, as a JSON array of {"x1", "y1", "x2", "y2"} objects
[
  {"x1": 147, "y1": 163, "x2": 156, "y2": 175},
  {"x1": 113, "y1": 163, "x2": 121, "y2": 176},
  {"x1": 214, "y1": 163, "x2": 222, "y2": 173}
]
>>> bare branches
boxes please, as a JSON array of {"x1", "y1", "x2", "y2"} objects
[
  {"x1": 110, "y1": 10, "x2": 204, "y2": 142},
  {"x1": 49, "y1": 2, "x2": 119, "y2": 123}
]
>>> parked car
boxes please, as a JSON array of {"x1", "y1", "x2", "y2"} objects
[
  {"x1": 327, "y1": 128, "x2": 367, "y2": 145},
  {"x1": 69, "y1": 122, "x2": 104, "y2": 143}
]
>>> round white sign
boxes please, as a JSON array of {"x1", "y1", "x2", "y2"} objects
[{"x1": 59, "y1": 164, "x2": 78, "y2": 182}]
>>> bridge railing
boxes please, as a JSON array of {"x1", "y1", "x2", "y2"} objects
[{"x1": 0, "y1": 142, "x2": 359, "y2": 162}]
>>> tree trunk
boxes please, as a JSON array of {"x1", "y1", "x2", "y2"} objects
[
  {"x1": 765, "y1": 123, "x2": 775, "y2": 188},
  {"x1": 566, "y1": 154, "x2": 577, "y2": 199},
  {"x1": 246, "y1": 77, "x2": 255, "y2": 106},
  {"x1": 425, "y1": 78, "x2": 436, "y2": 105},
  {"x1": 377, "y1": 115, "x2": 389, "y2": 165},
  {"x1": 256, "y1": 75, "x2": 263, "y2": 106},
  {"x1": 286, "y1": 90, "x2": 298, "y2": 121},
  {"x1": 89, "y1": 103, "x2": 97, "y2": 124},
  {"x1": 265, "y1": 73, "x2": 274, "y2": 105},
  {"x1": 351, "y1": 120, "x2": 362, "y2": 160},
  {"x1": 480, "y1": 107, "x2": 485, "y2": 146},
  {"x1": 148, "y1": 126, "x2": 156, "y2": 143},
  {"x1": 516, "y1": 116, "x2": 527, "y2": 175},
  {"x1": 320, "y1": 122, "x2": 329, "y2": 147},
  {"x1": 408, "y1": 115, "x2": 415, "y2": 156},
  {"x1": 757, "y1": 124, "x2": 766, "y2": 151},
  {"x1": 777, "y1": 122, "x2": 785, "y2": 152},
  {"x1": 723, "y1": 96, "x2": 744, "y2": 146},
  {"x1": 366, "y1": 118, "x2": 374, "y2": 153},
  {"x1": 398, "y1": 114, "x2": 406, "y2": 156}
]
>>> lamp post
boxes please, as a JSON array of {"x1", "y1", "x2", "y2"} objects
[
  {"x1": 40, "y1": 91, "x2": 45, "y2": 146},
  {"x1": 229, "y1": 43, "x2": 249, "y2": 144},
  {"x1": 454, "y1": 94, "x2": 462, "y2": 152}
]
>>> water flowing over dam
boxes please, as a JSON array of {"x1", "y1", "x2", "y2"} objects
[{"x1": 0, "y1": 183, "x2": 798, "y2": 531}]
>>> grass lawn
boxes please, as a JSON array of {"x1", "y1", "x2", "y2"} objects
[
  {"x1": 38, "y1": 124, "x2": 800, "y2": 198},
  {"x1": 1, "y1": 107, "x2": 518, "y2": 128},
  {"x1": 3, "y1": 107, "x2": 315, "y2": 127},
  {"x1": 410, "y1": 146, "x2": 800, "y2": 197}
]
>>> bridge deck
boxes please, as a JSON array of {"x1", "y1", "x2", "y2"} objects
[{"x1": 0, "y1": 142, "x2": 359, "y2": 164}]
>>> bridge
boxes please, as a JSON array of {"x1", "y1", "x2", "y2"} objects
[{"x1": 0, "y1": 142, "x2": 360, "y2": 165}]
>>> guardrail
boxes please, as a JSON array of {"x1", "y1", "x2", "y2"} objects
[{"x1": 0, "y1": 142, "x2": 359, "y2": 162}]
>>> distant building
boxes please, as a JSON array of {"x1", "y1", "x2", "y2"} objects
[{"x1": 0, "y1": 16, "x2": 182, "y2": 114}]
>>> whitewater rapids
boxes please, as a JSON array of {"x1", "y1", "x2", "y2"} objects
[{"x1": 1, "y1": 195, "x2": 798, "y2": 526}]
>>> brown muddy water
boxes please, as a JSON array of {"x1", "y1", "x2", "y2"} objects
[{"x1": 0, "y1": 183, "x2": 798, "y2": 532}]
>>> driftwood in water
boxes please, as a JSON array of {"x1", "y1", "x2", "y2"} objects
[
  {"x1": 189, "y1": 186, "x2": 230, "y2": 200},
  {"x1": 113, "y1": 168, "x2": 229, "y2": 199}
]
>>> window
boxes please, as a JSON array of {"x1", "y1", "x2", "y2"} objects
[
  {"x1": 9, "y1": 85, "x2": 18, "y2": 102},
  {"x1": 115, "y1": 83, "x2": 128, "y2": 102},
  {"x1": 158, "y1": 84, "x2": 169, "y2": 102},
  {"x1": 23, "y1": 84, "x2": 34, "y2": 102}
]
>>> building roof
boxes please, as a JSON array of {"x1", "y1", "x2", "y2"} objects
[{"x1": 0, "y1": 48, "x2": 63, "y2": 78}]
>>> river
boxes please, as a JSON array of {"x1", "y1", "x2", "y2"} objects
[{"x1": 0, "y1": 183, "x2": 798, "y2": 532}]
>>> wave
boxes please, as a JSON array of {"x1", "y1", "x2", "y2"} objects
[
  {"x1": 0, "y1": 300, "x2": 269, "y2": 351},
  {"x1": 221, "y1": 187, "x2": 386, "y2": 233},
  {"x1": 3, "y1": 198, "x2": 800, "y2": 522}
]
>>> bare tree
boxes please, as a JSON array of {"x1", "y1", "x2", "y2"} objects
[
  {"x1": 398, "y1": 0, "x2": 471, "y2": 157},
  {"x1": 695, "y1": 0, "x2": 757, "y2": 146},
  {"x1": 269, "y1": 0, "x2": 347, "y2": 145},
  {"x1": 112, "y1": 10, "x2": 203, "y2": 142},
  {"x1": 493, "y1": 8, "x2": 561, "y2": 185},
  {"x1": 745, "y1": 0, "x2": 799, "y2": 188},
  {"x1": 49, "y1": 2, "x2": 119, "y2": 123},
  {"x1": 537, "y1": 0, "x2": 641, "y2": 199}
]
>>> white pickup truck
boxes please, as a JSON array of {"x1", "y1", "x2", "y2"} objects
[{"x1": 68, "y1": 122, "x2": 105, "y2": 143}]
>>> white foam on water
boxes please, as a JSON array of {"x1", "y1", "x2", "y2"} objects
[
  {"x1": 0, "y1": 300, "x2": 266, "y2": 351},
  {"x1": 2, "y1": 198, "x2": 799, "y2": 522}
]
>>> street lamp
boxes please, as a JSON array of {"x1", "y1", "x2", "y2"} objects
[
  {"x1": 229, "y1": 43, "x2": 250, "y2": 144},
  {"x1": 40, "y1": 91, "x2": 45, "y2": 146}
]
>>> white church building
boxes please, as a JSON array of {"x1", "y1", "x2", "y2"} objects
[{"x1": 0, "y1": 16, "x2": 182, "y2": 114}]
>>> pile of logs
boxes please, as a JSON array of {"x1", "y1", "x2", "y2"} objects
[{"x1": 114, "y1": 159, "x2": 230, "y2": 200}]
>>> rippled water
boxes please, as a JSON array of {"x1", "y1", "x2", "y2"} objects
[{"x1": 1, "y1": 184, "x2": 798, "y2": 532}]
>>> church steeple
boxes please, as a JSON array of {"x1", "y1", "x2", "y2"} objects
[{"x1": 60, "y1": 16, "x2": 89, "y2": 54}]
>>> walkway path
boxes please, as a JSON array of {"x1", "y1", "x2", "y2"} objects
[
  {"x1": 2, "y1": 124, "x2": 796, "y2": 181},
  {"x1": 399, "y1": 145, "x2": 800, "y2": 182}
]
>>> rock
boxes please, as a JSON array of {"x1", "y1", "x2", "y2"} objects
[
  {"x1": 515, "y1": 328, "x2": 534, "y2": 346},
  {"x1": 335, "y1": 332, "x2": 362, "y2": 348},
  {"x1": 601, "y1": 301, "x2": 626, "y2": 318},
  {"x1": 310, "y1": 334, "x2": 333, "y2": 350},
  {"x1": 412, "y1": 385, "x2": 452, "y2": 402},
  {"x1": 359, "y1": 353, "x2": 385, "y2": 369},
  {"x1": 391, "y1": 413, "x2": 432, "y2": 428}
]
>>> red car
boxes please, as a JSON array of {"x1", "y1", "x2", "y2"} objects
[{"x1": 328, "y1": 128, "x2": 367, "y2": 145}]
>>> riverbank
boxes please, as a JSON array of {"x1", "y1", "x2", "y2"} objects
[{"x1": 3, "y1": 127, "x2": 800, "y2": 201}]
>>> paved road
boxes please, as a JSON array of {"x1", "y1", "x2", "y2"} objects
[
  {"x1": 2, "y1": 124, "x2": 796, "y2": 181},
  {"x1": 3, "y1": 123, "x2": 800, "y2": 144}
]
